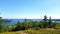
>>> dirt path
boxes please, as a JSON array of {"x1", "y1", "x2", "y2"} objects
[
  {"x1": 21, "y1": 31, "x2": 29, "y2": 34},
  {"x1": 46, "y1": 28, "x2": 55, "y2": 30}
]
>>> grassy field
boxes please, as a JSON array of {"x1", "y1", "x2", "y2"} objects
[
  {"x1": 0, "y1": 28, "x2": 60, "y2": 34},
  {"x1": 26, "y1": 28, "x2": 60, "y2": 34},
  {"x1": 0, "y1": 31, "x2": 22, "y2": 34}
]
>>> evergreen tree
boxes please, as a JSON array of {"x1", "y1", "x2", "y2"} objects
[
  {"x1": 48, "y1": 16, "x2": 52, "y2": 28},
  {"x1": 23, "y1": 18, "x2": 28, "y2": 30},
  {"x1": 43, "y1": 15, "x2": 48, "y2": 28},
  {"x1": 0, "y1": 17, "x2": 2, "y2": 33},
  {"x1": 44, "y1": 15, "x2": 47, "y2": 22}
]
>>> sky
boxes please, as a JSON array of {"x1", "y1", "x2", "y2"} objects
[{"x1": 0, "y1": 0, "x2": 60, "y2": 19}]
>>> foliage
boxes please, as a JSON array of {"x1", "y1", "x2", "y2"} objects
[
  {"x1": 43, "y1": 15, "x2": 48, "y2": 28},
  {"x1": 0, "y1": 15, "x2": 57, "y2": 33},
  {"x1": 11, "y1": 16, "x2": 57, "y2": 31},
  {"x1": 1, "y1": 28, "x2": 60, "y2": 34},
  {"x1": 0, "y1": 17, "x2": 12, "y2": 33},
  {"x1": 0, "y1": 17, "x2": 3, "y2": 33}
]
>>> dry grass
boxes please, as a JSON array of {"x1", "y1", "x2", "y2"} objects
[{"x1": 0, "y1": 28, "x2": 60, "y2": 34}]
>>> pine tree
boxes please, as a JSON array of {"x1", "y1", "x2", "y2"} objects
[
  {"x1": 0, "y1": 17, "x2": 2, "y2": 33},
  {"x1": 48, "y1": 16, "x2": 52, "y2": 28},
  {"x1": 43, "y1": 15, "x2": 48, "y2": 28},
  {"x1": 23, "y1": 18, "x2": 28, "y2": 30},
  {"x1": 44, "y1": 15, "x2": 47, "y2": 22}
]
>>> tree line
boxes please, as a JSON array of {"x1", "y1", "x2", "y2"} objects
[{"x1": 0, "y1": 15, "x2": 56, "y2": 32}]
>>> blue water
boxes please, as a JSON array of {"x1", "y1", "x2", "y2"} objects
[
  {"x1": 3, "y1": 19, "x2": 41, "y2": 25},
  {"x1": 3, "y1": 19, "x2": 60, "y2": 26}
]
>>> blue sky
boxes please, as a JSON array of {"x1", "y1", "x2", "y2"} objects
[{"x1": 0, "y1": 0, "x2": 60, "y2": 19}]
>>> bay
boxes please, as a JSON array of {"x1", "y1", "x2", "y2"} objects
[{"x1": 3, "y1": 19, "x2": 60, "y2": 26}]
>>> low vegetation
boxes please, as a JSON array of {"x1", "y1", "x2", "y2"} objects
[
  {"x1": 0, "y1": 28, "x2": 60, "y2": 34},
  {"x1": 0, "y1": 15, "x2": 60, "y2": 34}
]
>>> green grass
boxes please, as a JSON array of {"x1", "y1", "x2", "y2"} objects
[
  {"x1": 26, "y1": 28, "x2": 60, "y2": 34},
  {"x1": 0, "y1": 31, "x2": 23, "y2": 34},
  {"x1": 0, "y1": 28, "x2": 60, "y2": 34}
]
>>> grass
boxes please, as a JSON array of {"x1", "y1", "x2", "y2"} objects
[
  {"x1": 26, "y1": 28, "x2": 60, "y2": 34},
  {"x1": 0, "y1": 28, "x2": 60, "y2": 34},
  {"x1": 0, "y1": 31, "x2": 23, "y2": 34}
]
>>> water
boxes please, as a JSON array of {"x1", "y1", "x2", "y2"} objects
[
  {"x1": 3, "y1": 19, "x2": 41, "y2": 26},
  {"x1": 3, "y1": 19, "x2": 60, "y2": 26}
]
